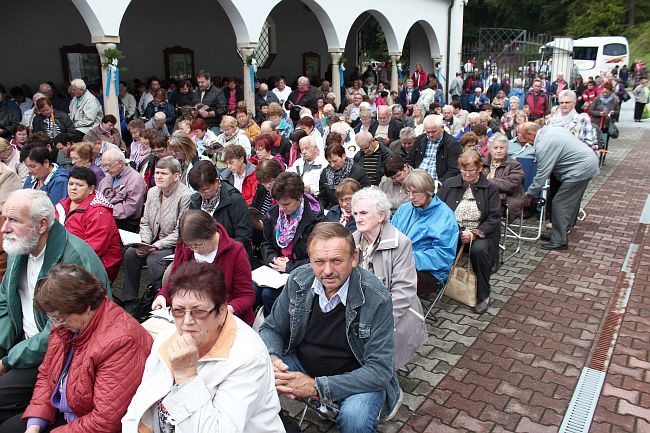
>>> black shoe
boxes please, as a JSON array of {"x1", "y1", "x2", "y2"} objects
[
  {"x1": 474, "y1": 298, "x2": 490, "y2": 314},
  {"x1": 540, "y1": 233, "x2": 551, "y2": 241},
  {"x1": 541, "y1": 242, "x2": 568, "y2": 250}
]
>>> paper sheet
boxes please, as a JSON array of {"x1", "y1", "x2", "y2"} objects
[{"x1": 252, "y1": 265, "x2": 289, "y2": 289}]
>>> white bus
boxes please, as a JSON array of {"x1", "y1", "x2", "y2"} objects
[{"x1": 572, "y1": 36, "x2": 629, "y2": 78}]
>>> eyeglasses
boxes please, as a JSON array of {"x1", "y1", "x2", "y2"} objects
[
  {"x1": 48, "y1": 313, "x2": 69, "y2": 325},
  {"x1": 460, "y1": 168, "x2": 481, "y2": 174},
  {"x1": 100, "y1": 160, "x2": 118, "y2": 170},
  {"x1": 184, "y1": 240, "x2": 207, "y2": 250},
  {"x1": 558, "y1": 101, "x2": 573, "y2": 105},
  {"x1": 153, "y1": 147, "x2": 168, "y2": 155},
  {"x1": 169, "y1": 306, "x2": 218, "y2": 320}
]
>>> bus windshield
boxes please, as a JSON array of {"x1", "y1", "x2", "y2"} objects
[{"x1": 574, "y1": 46, "x2": 598, "y2": 61}]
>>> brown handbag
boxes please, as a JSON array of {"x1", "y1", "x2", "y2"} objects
[{"x1": 445, "y1": 239, "x2": 478, "y2": 307}]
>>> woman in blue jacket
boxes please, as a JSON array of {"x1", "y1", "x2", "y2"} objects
[
  {"x1": 22, "y1": 145, "x2": 68, "y2": 205},
  {"x1": 392, "y1": 169, "x2": 458, "y2": 297}
]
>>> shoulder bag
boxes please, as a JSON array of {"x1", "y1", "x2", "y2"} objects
[{"x1": 445, "y1": 239, "x2": 478, "y2": 308}]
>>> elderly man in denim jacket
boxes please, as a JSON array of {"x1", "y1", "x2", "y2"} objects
[{"x1": 260, "y1": 222, "x2": 401, "y2": 433}]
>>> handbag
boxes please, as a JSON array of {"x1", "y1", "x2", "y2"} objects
[
  {"x1": 608, "y1": 120, "x2": 619, "y2": 139},
  {"x1": 621, "y1": 91, "x2": 631, "y2": 102},
  {"x1": 445, "y1": 239, "x2": 478, "y2": 308}
]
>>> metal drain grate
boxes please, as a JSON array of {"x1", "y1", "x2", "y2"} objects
[{"x1": 558, "y1": 367, "x2": 606, "y2": 433}]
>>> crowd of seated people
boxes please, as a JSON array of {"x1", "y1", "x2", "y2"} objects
[{"x1": 0, "y1": 66, "x2": 614, "y2": 432}]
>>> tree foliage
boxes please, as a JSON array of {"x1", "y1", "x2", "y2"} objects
[{"x1": 566, "y1": 0, "x2": 627, "y2": 37}]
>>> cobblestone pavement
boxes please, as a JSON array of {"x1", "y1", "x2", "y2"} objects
[
  {"x1": 112, "y1": 102, "x2": 650, "y2": 433},
  {"x1": 288, "y1": 102, "x2": 650, "y2": 432}
]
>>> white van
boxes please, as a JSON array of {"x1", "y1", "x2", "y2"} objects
[{"x1": 572, "y1": 36, "x2": 629, "y2": 78}]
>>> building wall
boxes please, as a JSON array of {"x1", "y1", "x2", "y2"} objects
[
  {"x1": 118, "y1": 0, "x2": 242, "y2": 82},
  {"x1": 258, "y1": 0, "x2": 330, "y2": 83},
  {"x1": 1, "y1": 0, "x2": 91, "y2": 90}
]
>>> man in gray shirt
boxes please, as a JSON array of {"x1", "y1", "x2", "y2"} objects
[{"x1": 521, "y1": 122, "x2": 599, "y2": 250}]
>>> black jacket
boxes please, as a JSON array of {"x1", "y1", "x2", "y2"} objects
[
  {"x1": 317, "y1": 163, "x2": 370, "y2": 209},
  {"x1": 286, "y1": 87, "x2": 318, "y2": 122},
  {"x1": 260, "y1": 199, "x2": 324, "y2": 273},
  {"x1": 0, "y1": 100, "x2": 20, "y2": 138},
  {"x1": 406, "y1": 131, "x2": 462, "y2": 182},
  {"x1": 439, "y1": 173, "x2": 502, "y2": 258},
  {"x1": 368, "y1": 119, "x2": 403, "y2": 144},
  {"x1": 192, "y1": 85, "x2": 228, "y2": 128},
  {"x1": 224, "y1": 87, "x2": 244, "y2": 112},
  {"x1": 189, "y1": 181, "x2": 252, "y2": 251},
  {"x1": 353, "y1": 143, "x2": 391, "y2": 185},
  {"x1": 31, "y1": 110, "x2": 75, "y2": 136}
]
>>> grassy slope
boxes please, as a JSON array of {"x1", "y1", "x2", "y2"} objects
[{"x1": 628, "y1": 22, "x2": 650, "y2": 66}]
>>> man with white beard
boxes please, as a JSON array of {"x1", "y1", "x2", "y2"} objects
[{"x1": 0, "y1": 189, "x2": 110, "y2": 424}]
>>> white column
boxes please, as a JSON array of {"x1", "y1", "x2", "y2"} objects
[
  {"x1": 96, "y1": 42, "x2": 119, "y2": 120},
  {"x1": 447, "y1": 1, "x2": 466, "y2": 96},
  {"x1": 330, "y1": 50, "x2": 343, "y2": 107},
  {"x1": 390, "y1": 53, "x2": 401, "y2": 93},
  {"x1": 240, "y1": 47, "x2": 256, "y2": 116}
]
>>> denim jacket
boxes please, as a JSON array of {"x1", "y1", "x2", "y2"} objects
[{"x1": 259, "y1": 264, "x2": 400, "y2": 421}]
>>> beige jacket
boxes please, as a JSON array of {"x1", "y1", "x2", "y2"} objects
[
  {"x1": 139, "y1": 182, "x2": 192, "y2": 249},
  {"x1": 353, "y1": 222, "x2": 428, "y2": 369},
  {"x1": 0, "y1": 162, "x2": 21, "y2": 212}
]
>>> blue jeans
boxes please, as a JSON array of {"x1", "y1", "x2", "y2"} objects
[
  {"x1": 281, "y1": 353, "x2": 385, "y2": 433},
  {"x1": 253, "y1": 282, "x2": 282, "y2": 316},
  {"x1": 209, "y1": 126, "x2": 221, "y2": 135}
]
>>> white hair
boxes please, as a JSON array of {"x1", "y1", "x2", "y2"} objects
[
  {"x1": 423, "y1": 114, "x2": 444, "y2": 128},
  {"x1": 351, "y1": 187, "x2": 391, "y2": 221},
  {"x1": 153, "y1": 112, "x2": 167, "y2": 121},
  {"x1": 467, "y1": 112, "x2": 481, "y2": 122},
  {"x1": 488, "y1": 132, "x2": 509, "y2": 149},
  {"x1": 399, "y1": 127, "x2": 416, "y2": 139},
  {"x1": 9, "y1": 189, "x2": 55, "y2": 229},
  {"x1": 513, "y1": 78, "x2": 522, "y2": 87},
  {"x1": 509, "y1": 96, "x2": 520, "y2": 104},
  {"x1": 259, "y1": 83, "x2": 268, "y2": 91},
  {"x1": 442, "y1": 105, "x2": 454, "y2": 113},
  {"x1": 326, "y1": 92, "x2": 336, "y2": 99},
  {"x1": 103, "y1": 147, "x2": 126, "y2": 163},
  {"x1": 297, "y1": 76, "x2": 310, "y2": 85},
  {"x1": 558, "y1": 89, "x2": 577, "y2": 102},
  {"x1": 298, "y1": 136, "x2": 315, "y2": 149},
  {"x1": 330, "y1": 121, "x2": 350, "y2": 135},
  {"x1": 70, "y1": 78, "x2": 87, "y2": 91},
  {"x1": 31, "y1": 92, "x2": 47, "y2": 102}
]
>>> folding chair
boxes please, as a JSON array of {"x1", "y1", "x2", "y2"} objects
[
  {"x1": 420, "y1": 277, "x2": 449, "y2": 323},
  {"x1": 500, "y1": 158, "x2": 549, "y2": 259}
]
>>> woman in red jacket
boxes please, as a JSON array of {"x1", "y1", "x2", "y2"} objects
[
  {"x1": 54, "y1": 167, "x2": 122, "y2": 282},
  {"x1": 151, "y1": 209, "x2": 255, "y2": 325},
  {"x1": 0, "y1": 264, "x2": 152, "y2": 433}
]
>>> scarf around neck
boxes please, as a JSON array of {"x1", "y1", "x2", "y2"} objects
[
  {"x1": 548, "y1": 109, "x2": 577, "y2": 129},
  {"x1": 325, "y1": 158, "x2": 353, "y2": 190},
  {"x1": 599, "y1": 93, "x2": 614, "y2": 105},
  {"x1": 275, "y1": 198, "x2": 305, "y2": 248}
]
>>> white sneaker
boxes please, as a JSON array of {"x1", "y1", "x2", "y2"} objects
[{"x1": 384, "y1": 387, "x2": 403, "y2": 422}]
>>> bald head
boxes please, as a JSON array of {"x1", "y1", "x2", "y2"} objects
[
  {"x1": 377, "y1": 106, "x2": 391, "y2": 125},
  {"x1": 260, "y1": 120, "x2": 274, "y2": 135},
  {"x1": 518, "y1": 122, "x2": 541, "y2": 144},
  {"x1": 356, "y1": 131, "x2": 375, "y2": 155}
]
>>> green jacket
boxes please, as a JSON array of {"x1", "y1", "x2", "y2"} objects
[{"x1": 0, "y1": 221, "x2": 111, "y2": 370}]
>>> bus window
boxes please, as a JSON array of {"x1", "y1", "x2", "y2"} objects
[
  {"x1": 574, "y1": 47, "x2": 598, "y2": 61},
  {"x1": 603, "y1": 43, "x2": 627, "y2": 56}
]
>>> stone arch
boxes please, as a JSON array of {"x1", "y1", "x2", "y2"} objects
[
  {"x1": 359, "y1": 9, "x2": 401, "y2": 55},
  {"x1": 69, "y1": 0, "x2": 131, "y2": 40},
  {"x1": 407, "y1": 20, "x2": 442, "y2": 59},
  {"x1": 295, "y1": 0, "x2": 341, "y2": 50}
]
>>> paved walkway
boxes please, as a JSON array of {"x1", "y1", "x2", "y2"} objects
[{"x1": 289, "y1": 101, "x2": 650, "y2": 432}]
